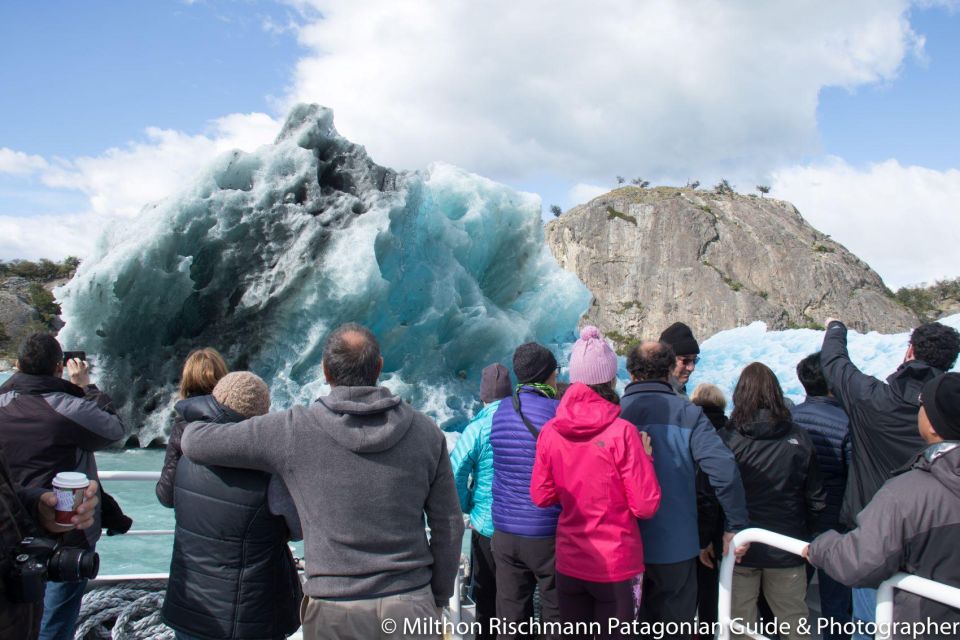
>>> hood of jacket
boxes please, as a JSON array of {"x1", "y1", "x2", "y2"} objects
[
  {"x1": 702, "y1": 406, "x2": 728, "y2": 430},
  {"x1": 175, "y1": 394, "x2": 245, "y2": 424},
  {"x1": 315, "y1": 385, "x2": 411, "y2": 453},
  {"x1": 550, "y1": 382, "x2": 620, "y2": 440},
  {"x1": 887, "y1": 360, "x2": 943, "y2": 408},
  {"x1": 734, "y1": 409, "x2": 792, "y2": 440},
  {"x1": 915, "y1": 442, "x2": 960, "y2": 500},
  {"x1": 1, "y1": 372, "x2": 84, "y2": 398}
]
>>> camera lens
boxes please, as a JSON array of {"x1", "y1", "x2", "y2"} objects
[{"x1": 48, "y1": 548, "x2": 100, "y2": 582}]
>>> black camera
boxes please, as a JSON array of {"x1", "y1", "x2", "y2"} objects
[{"x1": 6, "y1": 537, "x2": 99, "y2": 603}]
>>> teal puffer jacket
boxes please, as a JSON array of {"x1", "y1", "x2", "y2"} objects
[{"x1": 450, "y1": 401, "x2": 499, "y2": 537}]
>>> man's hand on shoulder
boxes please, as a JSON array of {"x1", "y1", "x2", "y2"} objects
[{"x1": 37, "y1": 480, "x2": 100, "y2": 533}]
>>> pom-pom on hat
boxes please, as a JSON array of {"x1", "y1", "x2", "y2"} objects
[
  {"x1": 921, "y1": 372, "x2": 960, "y2": 440},
  {"x1": 659, "y1": 322, "x2": 700, "y2": 355},
  {"x1": 213, "y1": 371, "x2": 271, "y2": 418},
  {"x1": 480, "y1": 363, "x2": 512, "y2": 403},
  {"x1": 569, "y1": 326, "x2": 619, "y2": 385},
  {"x1": 513, "y1": 343, "x2": 558, "y2": 384}
]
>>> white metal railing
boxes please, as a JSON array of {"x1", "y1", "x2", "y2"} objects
[
  {"x1": 718, "y1": 527, "x2": 960, "y2": 640},
  {"x1": 98, "y1": 470, "x2": 173, "y2": 537},
  {"x1": 718, "y1": 528, "x2": 808, "y2": 640},
  {"x1": 875, "y1": 573, "x2": 960, "y2": 640},
  {"x1": 97, "y1": 469, "x2": 466, "y2": 635}
]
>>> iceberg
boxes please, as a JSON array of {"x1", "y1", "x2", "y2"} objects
[
  {"x1": 57, "y1": 105, "x2": 590, "y2": 444},
  {"x1": 689, "y1": 314, "x2": 960, "y2": 406}
]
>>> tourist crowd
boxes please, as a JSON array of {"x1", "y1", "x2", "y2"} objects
[{"x1": 0, "y1": 315, "x2": 958, "y2": 640}]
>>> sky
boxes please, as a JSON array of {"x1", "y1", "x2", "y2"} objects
[{"x1": 0, "y1": 0, "x2": 958, "y2": 289}]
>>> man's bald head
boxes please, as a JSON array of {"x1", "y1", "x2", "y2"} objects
[
  {"x1": 322, "y1": 323, "x2": 383, "y2": 387},
  {"x1": 626, "y1": 340, "x2": 676, "y2": 382}
]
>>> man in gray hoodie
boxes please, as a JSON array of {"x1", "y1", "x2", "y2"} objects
[{"x1": 181, "y1": 323, "x2": 464, "y2": 640}]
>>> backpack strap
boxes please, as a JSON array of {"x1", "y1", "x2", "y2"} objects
[{"x1": 512, "y1": 390, "x2": 541, "y2": 440}]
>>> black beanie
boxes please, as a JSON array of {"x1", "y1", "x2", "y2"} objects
[
  {"x1": 922, "y1": 373, "x2": 960, "y2": 440},
  {"x1": 659, "y1": 322, "x2": 700, "y2": 356},
  {"x1": 512, "y1": 343, "x2": 558, "y2": 384}
]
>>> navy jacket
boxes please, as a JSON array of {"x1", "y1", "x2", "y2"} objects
[
  {"x1": 490, "y1": 387, "x2": 561, "y2": 537},
  {"x1": 821, "y1": 321, "x2": 939, "y2": 528},
  {"x1": 620, "y1": 380, "x2": 748, "y2": 564},
  {"x1": 791, "y1": 396, "x2": 851, "y2": 530}
]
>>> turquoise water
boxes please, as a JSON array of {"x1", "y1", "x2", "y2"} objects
[
  {"x1": 96, "y1": 450, "x2": 307, "y2": 575},
  {"x1": 96, "y1": 449, "x2": 175, "y2": 575}
]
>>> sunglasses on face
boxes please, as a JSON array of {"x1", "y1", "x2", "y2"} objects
[{"x1": 679, "y1": 356, "x2": 700, "y2": 366}]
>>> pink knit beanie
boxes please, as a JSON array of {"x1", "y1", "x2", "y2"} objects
[{"x1": 568, "y1": 326, "x2": 619, "y2": 385}]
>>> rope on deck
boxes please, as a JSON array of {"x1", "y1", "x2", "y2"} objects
[{"x1": 75, "y1": 580, "x2": 174, "y2": 640}]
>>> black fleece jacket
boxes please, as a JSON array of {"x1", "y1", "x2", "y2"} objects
[{"x1": 721, "y1": 411, "x2": 826, "y2": 568}]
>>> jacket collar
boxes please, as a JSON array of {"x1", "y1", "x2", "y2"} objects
[
  {"x1": 176, "y1": 394, "x2": 246, "y2": 423},
  {"x1": 887, "y1": 360, "x2": 942, "y2": 407},
  {"x1": 0, "y1": 372, "x2": 85, "y2": 398},
  {"x1": 802, "y1": 395, "x2": 843, "y2": 408},
  {"x1": 623, "y1": 379, "x2": 675, "y2": 398},
  {"x1": 734, "y1": 409, "x2": 792, "y2": 440}
]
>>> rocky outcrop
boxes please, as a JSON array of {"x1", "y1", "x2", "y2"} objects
[
  {"x1": 0, "y1": 277, "x2": 41, "y2": 357},
  {"x1": 545, "y1": 186, "x2": 918, "y2": 350}
]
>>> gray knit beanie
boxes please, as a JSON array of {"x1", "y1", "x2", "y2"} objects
[
  {"x1": 480, "y1": 363, "x2": 512, "y2": 403},
  {"x1": 212, "y1": 371, "x2": 271, "y2": 418}
]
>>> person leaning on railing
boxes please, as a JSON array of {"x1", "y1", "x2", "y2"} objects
[{"x1": 803, "y1": 372, "x2": 960, "y2": 640}]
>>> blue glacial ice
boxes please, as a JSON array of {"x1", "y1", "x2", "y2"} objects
[
  {"x1": 686, "y1": 313, "x2": 960, "y2": 407},
  {"x1": 56, "y1": 104, "x2": 590, "y2": 443}
]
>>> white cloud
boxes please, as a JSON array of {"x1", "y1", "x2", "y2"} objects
[
  {"x1": 0, "y1": 112, "x2": 281, "y2": 260},
  {"x1": 772, "y1": 158, "x2": 960, "y2": 288},
  {"x1": 0, "y1": 148, "x2": 50, "y2": 176},
  {"x1": 4, "y1": 0, "x2": 959, "y2": 290},
  {"x1": 283, "y1": 0, "x2": 926, "y2": 183},
  {"x1": 568, "y1": 183, "x2": 609, "y2": 206}
]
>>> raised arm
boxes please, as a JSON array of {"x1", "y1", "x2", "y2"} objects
[
  {"x1": 50, "y1": 386, "x2": 126, "y2": 451},
  {"x1": 820, "y1": 320, "x2": 885, "y2": 408},
  {"x1": 689, "y1": 408, "x2": 749, "y2": 532}
]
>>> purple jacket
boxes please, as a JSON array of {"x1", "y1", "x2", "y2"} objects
[{"x1": 490, "y1": 387, "x2": 561, "y2": 537}]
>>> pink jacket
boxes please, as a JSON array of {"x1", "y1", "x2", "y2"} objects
[{"x1": 530, "y1": 382, "x2": 661, "y2": 582}]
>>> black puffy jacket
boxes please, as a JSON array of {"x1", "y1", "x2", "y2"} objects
[
  {"x1": 821, "y1": 321, "x2": 941, "y2": 528},
  {"x1": 790, "y1": 396, "x2": 850, "y2": 531},
  {"x1": 161, "y1": 397, "x2": 302, "y2": 639},
  {"x1": 156, "y1": 394, "x2": 234, "y2": 508},
  {"x1": 721, "y1": 411, "x2": 826, "y2": 568}
]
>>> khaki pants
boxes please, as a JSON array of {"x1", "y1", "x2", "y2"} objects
[
  {"x1": 300, "y1": 584, "x2": 441, "y2": 640},
  {"x1": 730, "y1": 566, "x2": 809, "y2": 640}
]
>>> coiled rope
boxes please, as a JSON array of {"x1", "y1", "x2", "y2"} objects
[{"x1": 75, "y1": 579, "x2": 174, "y2": 640}]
